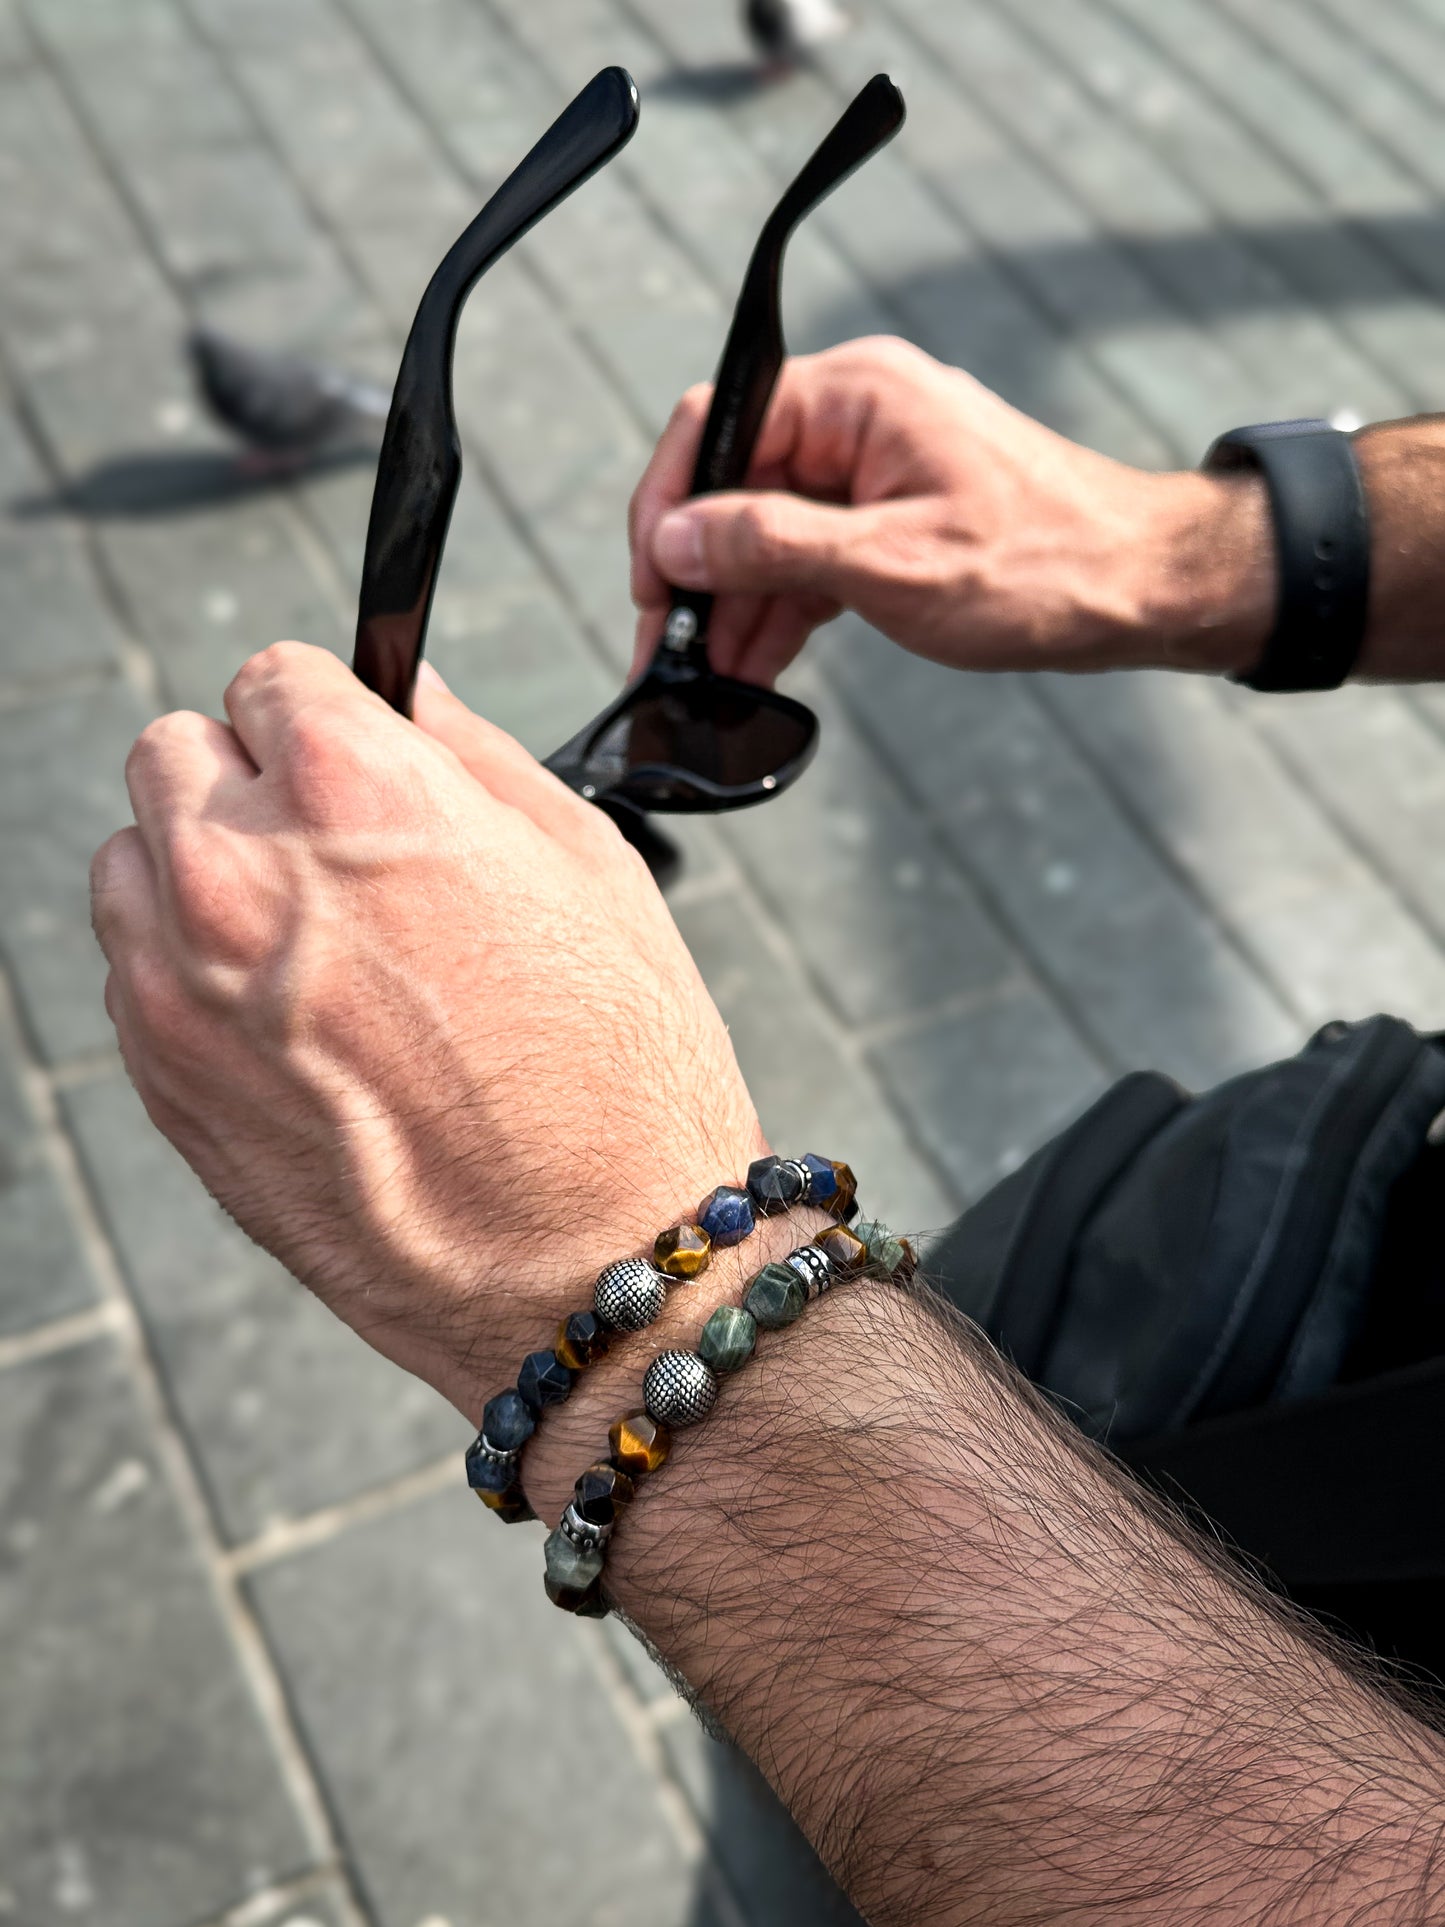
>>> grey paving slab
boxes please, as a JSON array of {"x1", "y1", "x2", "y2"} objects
[
  {"x1": 0, "y1": 408, "x2": 128, "y2": 690},
  {"x1": 659, "y1": 1718, "x2": 864, "y2": 1927},
  {"x1": 1102, "y1": 0, "x2": 1445, "y2": 247},
  {"x1": 247, "y1": 1486, "x2": 698, "y2": 1927},
  {"x1": 1215, "y1": 0, "x2": 1445, "y2": 216},
  {"x1": 1003, "y1": 0, "x2": 1445, "y2": 413},
  {"x1": 902, "y1": 0, "x2": 1403, "y2": 424},
  {"x1": 830, "y1": 624, "x2": 1297, "y2": 1085},
  {"x1": 1239, "y1": 684, "x2": 1445, "y2": 956},
  {"x1": 875, "y1": 980, "x2": 1107, "y2": 1202},
  {"x1": 671, "y1": 889, "x2": 961, "y2": 1234},
  {"x1": 0, "y1": 1335, "x2": 311, "y2": 1927},
  {"x1": 1046, "y1": 671, "x2": 1445, "y2": 1025},
  {"x1": 0, "y1": 681, "x2": 151, "y2": 1063},
  {"x1": 64, "y1": 1070, "x2": 465, "y2": 1546},
  {"x1": 720, "y1": 667, "x2": 1019, "y2": 1032},
  {"x1": 0, "y1": 1008, "x2": 99, "y2": 1338}
]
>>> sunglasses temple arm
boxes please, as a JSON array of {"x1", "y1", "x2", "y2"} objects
[
  {"x1": 354, "y1": 66, "x2": 640, "y2": 717},
  {"x1": 657, "y1": 74, "x2": 906, "y2": 671}
]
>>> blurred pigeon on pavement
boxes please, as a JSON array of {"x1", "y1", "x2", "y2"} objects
[
  {"x1": 187, "y1": 326, "x2": 390, "y2": 469},
  {"x1": 744, "y1": 0, "x2": 850, "y2": 67}
]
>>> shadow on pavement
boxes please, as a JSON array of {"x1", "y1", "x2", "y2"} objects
[{"x1": 9, "y1": 441, "x2": 377, "y2": 523}]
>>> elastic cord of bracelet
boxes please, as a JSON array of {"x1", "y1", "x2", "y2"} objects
[
  {"x1": 542, "y1": 1215, "x2": 917, "y2": 1615},
  {"x1": 464, "y1": 1154, "x2": 859, "y2": 1523}
]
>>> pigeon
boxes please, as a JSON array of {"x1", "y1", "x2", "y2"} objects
[
  {"x1": 744, "y1": 0, "x2": 849, "y2": 67},
  {"x1": 187, "y1": 326, "x2": 391, "y2": 467}
]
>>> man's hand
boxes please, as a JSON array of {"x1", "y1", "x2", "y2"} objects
[
  {"x1": 631, "y1": 335, "x2": 1273, "y2": 683},
  {"x1": 90, "y1": 643, "x2": 764, "y2": 1419}
]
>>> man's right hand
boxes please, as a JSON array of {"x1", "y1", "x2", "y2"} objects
[{"x1": 630, "y1": 335, "x2": 1273, "y2": 685}]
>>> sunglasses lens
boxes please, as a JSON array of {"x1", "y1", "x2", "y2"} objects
[{"x1": 583, "y1": 679, "x2": 815, "y2": 808}]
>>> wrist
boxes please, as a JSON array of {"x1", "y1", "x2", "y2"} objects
[
  {"x1": 1131, "y1": 468, "x2": 1275, "y2": 675},
  {"x1": 516, "y1": 1201, "x2": 841, "y2": 1528}
]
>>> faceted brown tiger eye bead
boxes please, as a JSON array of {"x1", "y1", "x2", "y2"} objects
[
  {"x1": 653, "y1": 1222, "x2": 712, "y2": 1280},
  {"x1": 608, "y1": 1410, "x2": 672, "y2": 1478},
  {"x1": 827, "y1": 1161, "x2": 859, "y2": 1221},
  {"x1": 476, "y1": 1486, "x2": 535, "y2": 1525},
  {"x1": 554, "y1": 1310, "x2": 611, "y2": 1372},
  {"x1": 574, "y1": 1460, "x2": 635, "y2": 1528},
  {"x1": 815, "y1": 1222, "x2": 868, "y2": 1276}
]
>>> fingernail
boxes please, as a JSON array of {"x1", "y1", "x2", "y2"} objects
[
  {"x1": 654, "y1": 510, "x2": 707, "y2": 586},
  {"x1": 417, "y1": 660, "x2": 449, "y2": 692}
]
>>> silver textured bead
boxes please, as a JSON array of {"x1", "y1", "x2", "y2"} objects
[
  {"x1": 473, "y1": 1433, "x2": 520, "y2": 1467},
  {"x1": 560, "y1": 1501, "x2": 613, "y2": 1553},
  {"x1": 594, "y1": 1257, "x2": 667, "y2": 1333},
  {"x1": 783, "y1": 1243, "x2": 833, "y2": 1301},
  {"x1": 643, "y1": 1350, "x2": 719, "y2": 1429}
]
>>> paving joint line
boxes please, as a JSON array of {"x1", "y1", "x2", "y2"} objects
[
  {"x1": 188, "y1": 1865, "x2": 360, "y2": 1927},
  {"x1": 224, "y1": 1452, "x2": 462, "y2": 1578},
  {"x1": 581, "y1": 1619, "x2": 754, "y2": 1927},
  {"x1": 0, "y1": 1302, "x2": 125, "y2": 1375}
]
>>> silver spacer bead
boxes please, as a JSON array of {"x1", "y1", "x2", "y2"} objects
[
  {"x1": 663, "y1": 606, "x2": 699, "y2": 650},
  {"x1": 560, "y1": 1502, "x2": 613, "y2": 1553},
  {"x1": 643, "y1": 1350, "x2": 719, "y2": 1430},
  {"x1": 779, "y1": 1158, "x2": 812, "y2": 1202},
  {"x1": 783, "y1": 1243, "x2": 833, "y2": 1301},
  {"x1": 473, "y1": 1433, "x2": 520, "y2": 1468},
  {"x1": 594, "y1": 1257, "x2": 668, "y2": 1333}
]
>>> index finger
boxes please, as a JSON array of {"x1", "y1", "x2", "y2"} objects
[{"x1": 628, "y1": 354, "x2": 854, "y2": 616}]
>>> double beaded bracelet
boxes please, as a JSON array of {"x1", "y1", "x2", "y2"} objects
[
  {"x1": 464, "y1": 1154, "x2": 858, "y2": 1523},
  {"x1": 544, "y1": 1213, "x2": 918, "y2": 1616}
]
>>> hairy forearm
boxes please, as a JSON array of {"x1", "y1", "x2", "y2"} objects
[
  {"x1": 524, "y1": 1228, "x2": 1445, "y2": 1926},
  {"x1": 1143, "y1": 416, "x2": 1445, "y2": 686}
]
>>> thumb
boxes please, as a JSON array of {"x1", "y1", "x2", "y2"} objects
[{"x1": 651, "y1": 491, "x2": 869, "y2": 599}]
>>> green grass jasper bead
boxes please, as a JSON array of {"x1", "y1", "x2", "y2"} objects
[{"x1": 698, "y1": 1304, "x2": 758, "y2": 1375}]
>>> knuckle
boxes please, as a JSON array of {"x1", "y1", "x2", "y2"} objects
[
  {"x1": 226, "y1": 638, "x2": 311, "y2": 705},
  {"x1": 121, "y1": 948, "x2": 185, "y2": 1038},
  {"x1": 124, "y1": 709, "x2": 196, "y2": 788},
  {"x1": 282, "y1": 706, "x2": 363, "y2": 820},
  {"x1": 732, "y1": 500, "x2": 786, "y2": 572},
  {"x1": 89, "y1": 827, "x2": 130, "y2": 899}
]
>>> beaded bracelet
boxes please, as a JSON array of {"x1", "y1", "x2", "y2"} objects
[
  {"x1": 464, "y1": 1154, "x2": 858, "y2": 1523},
  {"x1": 543, "y1": 1215, "x2": 916, "y2": 1615}
]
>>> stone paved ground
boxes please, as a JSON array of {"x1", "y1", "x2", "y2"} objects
[{"x1": 6, "y1": 0, "x2": 1445, "y2": 1921}]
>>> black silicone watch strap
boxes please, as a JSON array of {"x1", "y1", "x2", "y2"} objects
[{"x1": 1202, "y1": 418, "x2": 1370, "y2": 693}]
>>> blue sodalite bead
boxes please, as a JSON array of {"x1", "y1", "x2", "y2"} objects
[
  {"x1": 800, "y1": 1153, "x2": 838, "y2": 1206},
  {"x1": 483, "y1": 1388, "x2": 535, "y2": 1452},
  {"x1": 465, "y1": 1438, "x2": 518, "y2": 1494},
  {"x1": 698, "y1": 1184, "x2": 755, "y2": 1248},
  {"x1": 518, "y1": 1349, "x2": 574, "y2": 1413}
]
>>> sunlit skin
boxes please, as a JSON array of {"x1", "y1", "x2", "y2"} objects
[{"x1": 92, "y1": 347, "x2": 1445, "y2": 1925}]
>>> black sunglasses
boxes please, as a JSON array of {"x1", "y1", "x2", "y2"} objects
[{"x1": 353, "y1": 66, "x2": 904, "y2": 824}]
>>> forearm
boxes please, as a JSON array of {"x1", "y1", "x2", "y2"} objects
[
  {"x1": 1144, "y1": 416, "x2": 1445, "y2": 685},
  {"x1": 524, "y1": 1223, "x2": 1445, "y2": 1927}
]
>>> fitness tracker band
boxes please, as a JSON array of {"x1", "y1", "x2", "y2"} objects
[{"x1": 1202, "y1": 418, "x2": 1370, "y2": 693}]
